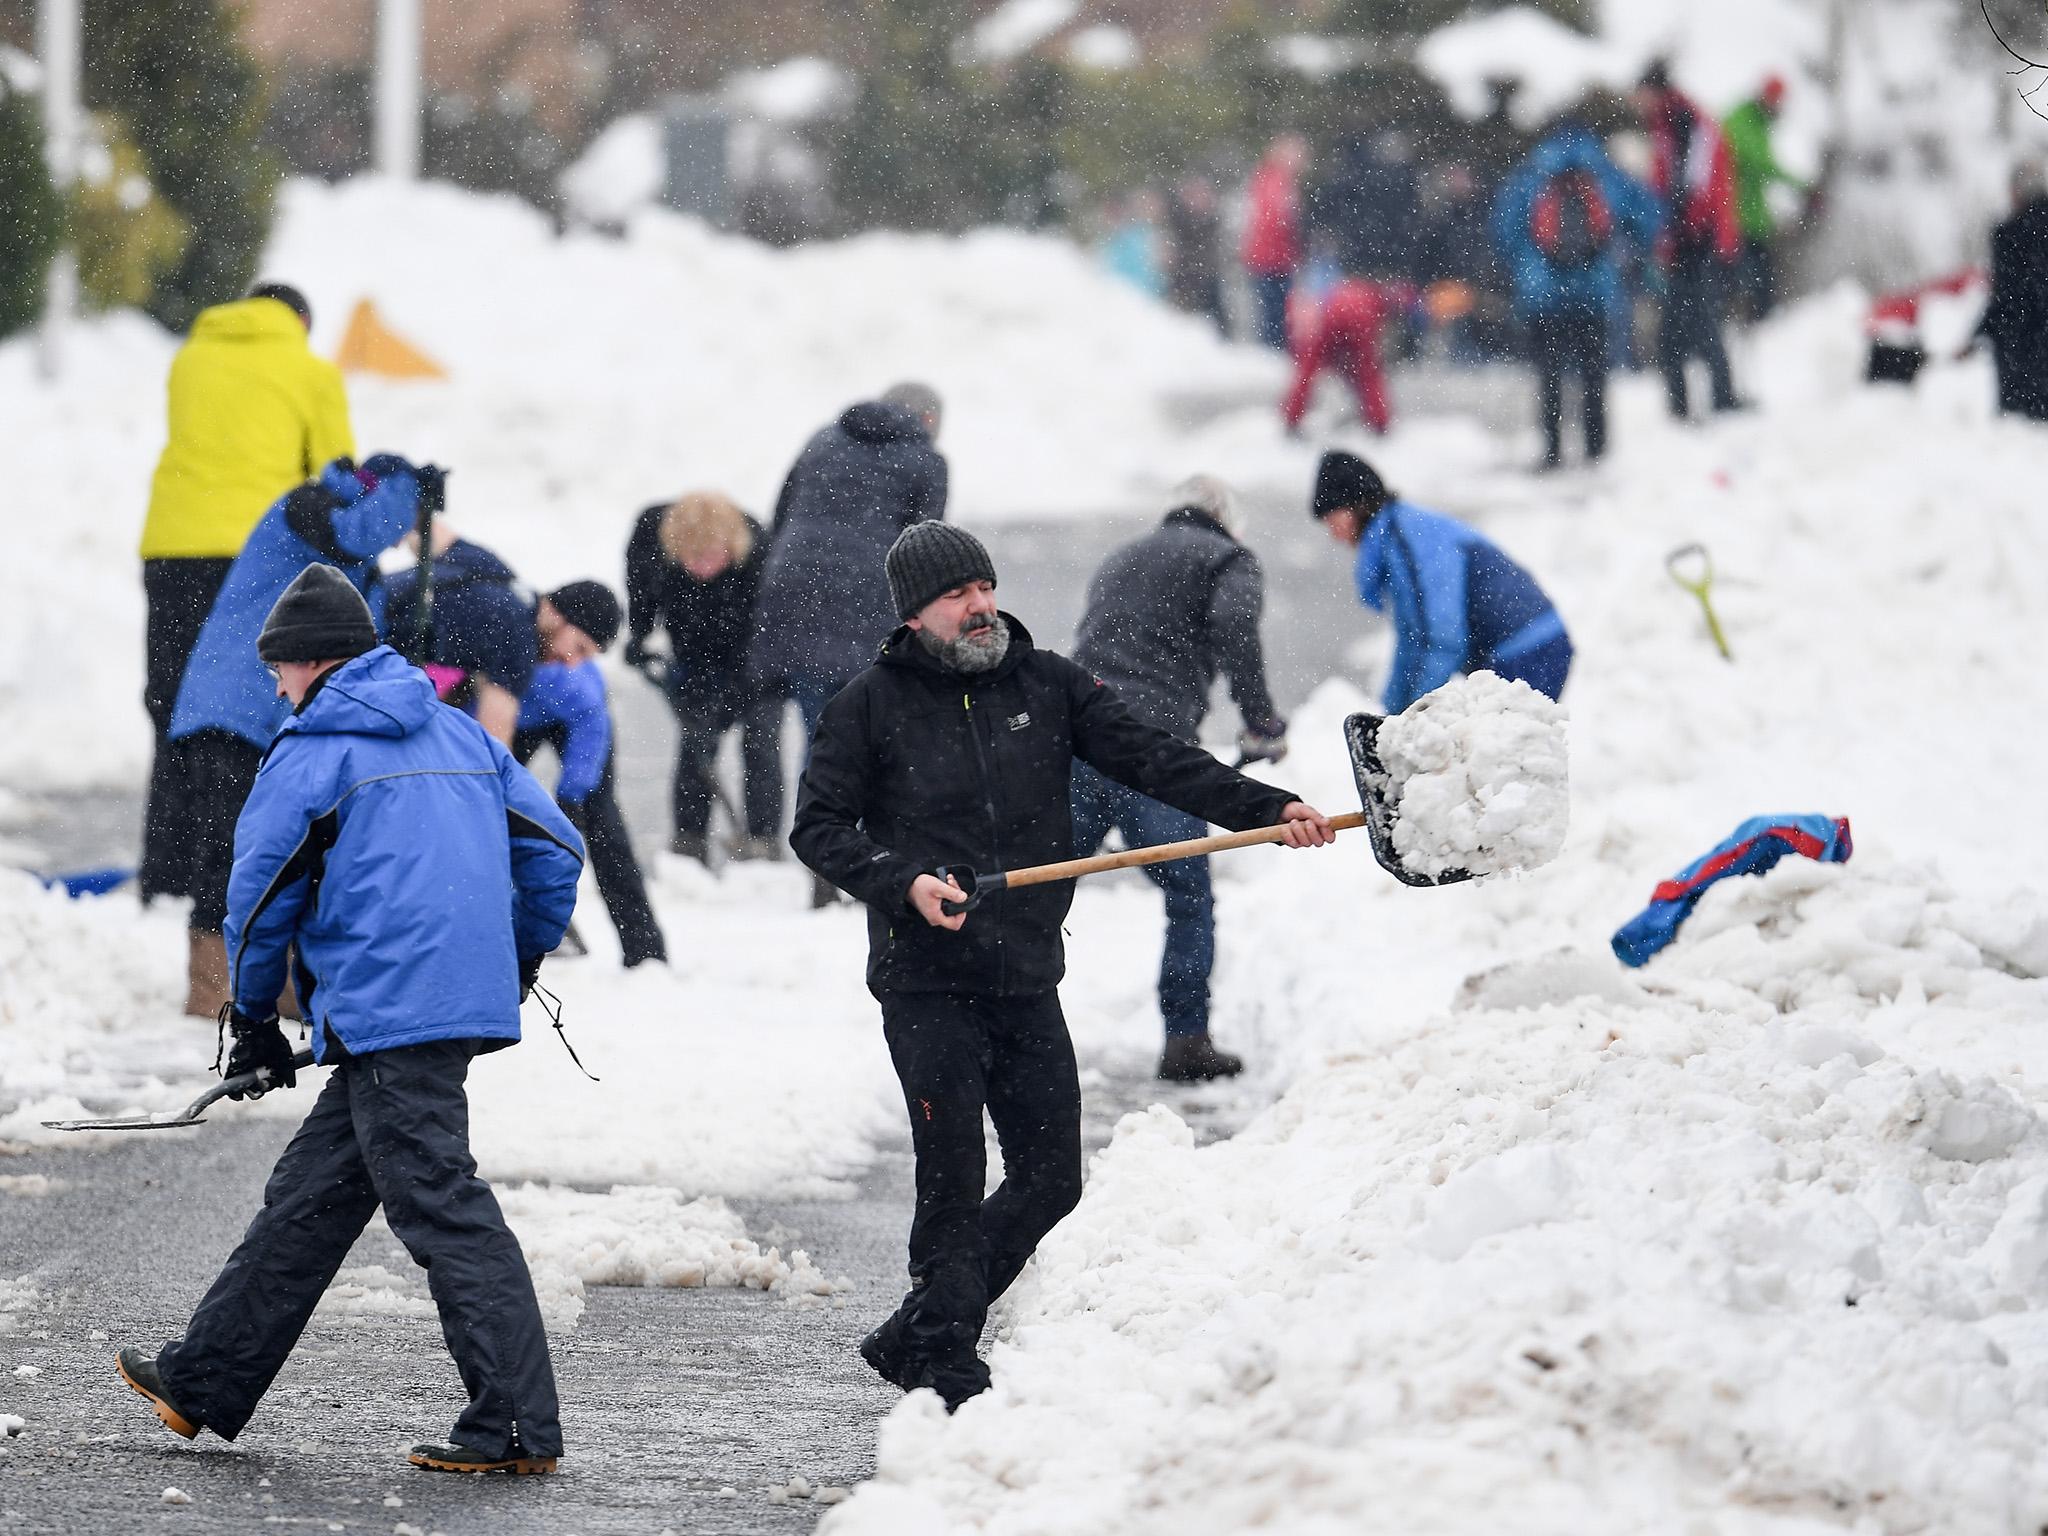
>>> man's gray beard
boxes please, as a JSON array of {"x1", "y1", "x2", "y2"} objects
[{"x1": 916, "y1": 613, "x2": 1011, "y2": 675}]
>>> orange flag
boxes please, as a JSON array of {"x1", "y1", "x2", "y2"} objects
[{"x1": 334, "y1": 298, "x2": 447, "y2": 379}]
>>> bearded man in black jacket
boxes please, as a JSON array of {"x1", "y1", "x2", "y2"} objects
[{"x1": 791, "y1": 523, "x2": 1333, "y2": 1409}]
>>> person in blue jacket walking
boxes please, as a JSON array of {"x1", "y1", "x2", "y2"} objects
[
  {"x1": 1491, "y1": 118, "x2": 1661, "y2": 467},
  {"x1": 118, "y1": 563, "x2": 584, "y2": 1476},
  {"x1": 157, "y1": 453, "x2": 440, "y2": 1017},
  {"x1": 1311, "y1": 450, "x2": 1572, "y2": 711}
]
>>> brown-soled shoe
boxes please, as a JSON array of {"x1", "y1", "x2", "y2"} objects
[
  {"x1": 117, "y1": 1348, "x2": 200, "y2": 1440},
  {"x1": 408, "y1": 1442, "x2": 558, "y2": 1475}
]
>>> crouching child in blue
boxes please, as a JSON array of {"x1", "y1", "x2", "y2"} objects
[{"x1": 118, "y1": 564, "x2": 586, "y2": 1477}]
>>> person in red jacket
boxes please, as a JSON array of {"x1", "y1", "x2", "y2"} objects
[
  {"x1": 1281, "y1": 274, "x2": 1400, "y2": 434},
  {"x1": 1634, "y1": 62, "x2": 1742, "y2": 419},
  {"x1": 1241, "y1": 135, "x2": 1309, "y2": 350}
]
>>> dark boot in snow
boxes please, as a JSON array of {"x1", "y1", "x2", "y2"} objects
[
  {"x1": 183, "y1": 930, "x2": 229, "y2": 1020},
  {"x1": 1157, "y1": 1033, "x2": 1243, "y2": 1082},
  {"x1": 668, "y1": 831, "x2": 709, "y2": 863},
  {"x1": 912, "y1": 1351, "x2": 992, "y2": 1413},
  {"x1": 409, "y1": 1442, "x2": 558, "y2": 1475},
  {"x1": 117, "y1": 1348, "x2": 200, "y2": 1440},
  {"x1": 859, "y1": 1315, "x2": 922, "y2": 1391}
]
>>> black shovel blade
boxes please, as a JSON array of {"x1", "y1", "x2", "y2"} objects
[{"x1": 1343, "y1": 711, "x2": 1475, "y2": 889}]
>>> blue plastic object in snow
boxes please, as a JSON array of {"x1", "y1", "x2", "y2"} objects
[{"x1": 1612, "y1": 815, "x2": 1852, "y2": 967}]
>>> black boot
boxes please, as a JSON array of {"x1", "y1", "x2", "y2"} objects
[
  {"x1": 1157, "y1": 1033, "x2": 1243, "y2": 1082},
  {"x1": 117, "y1": 1348, "x2": 201, "y2": 1440},
  {"x1": 859, "y1": 1315, "x2": 922, "y2": 1391},
  {"x1": 911, "y1": 1351, "x2": 992, "y2": 1413},
  {"x1": 409, "y1": 1442, "x2": 558, "y2": 1475},
  {"x1": 668, "y1": 830, "x2": 709, "y2": 862}
]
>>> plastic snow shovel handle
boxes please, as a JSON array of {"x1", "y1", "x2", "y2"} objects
[
  {"x1": 1666, "y1": 542, "x2": 1733, "y2": 661},
  {"x1": 938, "y1": 813, "x2": 1367, "y2": 915},
  {"x1": 40, "y1": 1048, "x2": 318, "y2": 1132}
]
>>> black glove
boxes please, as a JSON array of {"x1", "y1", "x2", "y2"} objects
[
  {"x1": 414, "y1": 464, "x2": 447, "y2": 519},
  {"x1": 519, "y1": 953, "x2": 543, "y2": 1002},
  {"x1": 1237, "y1": 721, "x2": 1289, "y2": 766},
  {"x1": 221, "y1": 1006, "x2": 297, "y2": 1100}
]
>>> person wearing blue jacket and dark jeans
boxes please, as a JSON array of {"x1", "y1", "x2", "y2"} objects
[
  {"x1": 515, "y1": 657, "x2": 668, "y2": 968},
  {"x1": 117, "y1": 564, "x2": 584, "y2": 1477},
  {"x1": 1491, "y1": 118, "x2": 1662, "y2": 468},
  {"x1": 153, "y1": 453, "x2": 438, "y2": 1017},
  {"x1": 1311, "y1": 451, "x2": 1572, "y2": 711}
]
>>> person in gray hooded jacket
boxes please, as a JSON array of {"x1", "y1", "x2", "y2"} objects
[{"x1": 1071, "y1": 475, "x2": 1288, "y2": 1081}]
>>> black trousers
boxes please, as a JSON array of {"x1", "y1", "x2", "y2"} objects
[
  {"x1": 156, "y1": 1039, "x2": 561, "y2": 1457},
  {"x1": 140, "y1": 558, "x2": 233, "y2": 908},
  {"x1": 513, "y1": 726, "x2": 667, "y2": 968},
  {"x1": 142, "y1": 729, "x2": 262, "y2": 933},
  {"x1": 874, "y1": 990, "x2": 1084, "y2": 1365},
  {"x1": 1658, "y1": 250, "x2": 1738, "y2": 417},
  {"x1": 668, "y1": 682, "x2": 783, "y2": 840},
  {"x1": 1529, "y1": 303, "x2": 1608, "y2": 465}
]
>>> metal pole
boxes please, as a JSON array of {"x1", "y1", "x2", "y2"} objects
[
  {"x1": 375, "y1": 0, "x2": 422, "y2": 180},
  {"x1": 35, "y1": 0, "x2": 81, "y2": 381}
]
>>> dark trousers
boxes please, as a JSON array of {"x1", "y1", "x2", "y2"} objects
[
  {"x1": 140, "y1": 558, "x2": 233, "y2": 911},
  {"x1": 513, "y1": 729, "x2": 667, "y2": 968},
  {"x1": 144, "y1": 730, "x2": 261, "y2": 933},
  {"x1": 669, "y1": 683, "x2": 783, "y2": 840},
  {"x1": 1529, "y1": 303, "x2": 1608, "y2": 465},
  {"x1": 1068, "y1": 761, "x2": 1214, "y2": 1039},
  {"x1": 1658, "y1": 250, "x2": 1738, "y2": 418},
  {"x1": 875, "y1": 991, "x2": 1084, "y2": 1366},
  {"x1": 1735, "y1": 237, "x2": 1776, "y2": 321},
  {"x1": 1250, "y1": 270, "x2": 1292, "y2": 350},
  {"x1": 157, "y1": 1040, "x2": 561, "y2": 1457}
]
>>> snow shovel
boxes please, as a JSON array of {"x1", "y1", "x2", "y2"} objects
[
  {"x1": 39, "y1": 1049, "x2": 316, "y2": 1133},
  {"x1": 936, "y1": 711, "x2": 1466, "y2": 914},
  {"x1": 1666, "y1": 543, "x2": 1732, "y2": 660}
]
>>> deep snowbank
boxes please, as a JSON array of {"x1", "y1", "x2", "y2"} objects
[{"x1": 825, "y1": 310, "x2": 2048, "y2": 1531}]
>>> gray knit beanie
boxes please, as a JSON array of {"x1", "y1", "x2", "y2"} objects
[
  {"x1": 886, "y1": 522, "x2": 997, "y2": 620},
  {"x1": 257, "y1": 564, "x2": 377, "y2": 663}
]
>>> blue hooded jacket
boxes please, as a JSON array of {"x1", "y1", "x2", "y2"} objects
[
  {"x1": 516, "y1": 662, "x2": 611, "y2": 806},
  {"x1": 1491, "y1": 123, "x2": 1663, "y2": 320},
  {"x1": 1355, "y1": 501, "x2": 1567, "y2": 714},
  {"x1": 171, "y1": 457, "x2": 422, "y2": 748},
  {"x1": 224, "y1": 646, "x2": 585, "y2": 1061}
]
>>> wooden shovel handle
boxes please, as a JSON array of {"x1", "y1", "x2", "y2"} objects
[{"x1": 1000, "y1": 810, "x2": 1367, "y2": 892}]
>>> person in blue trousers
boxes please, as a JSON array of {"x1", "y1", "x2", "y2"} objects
[
  {"x1": 1310, "y1": 450, "x2": 1572, "y2": 711},
  {"x1": 118, "y1": 564, "x2": 584, "y2": 1476}
]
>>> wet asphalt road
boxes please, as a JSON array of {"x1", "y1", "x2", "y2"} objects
[{"x1": 0, "y1": 364, "x2": 1528, "y2": 1533}]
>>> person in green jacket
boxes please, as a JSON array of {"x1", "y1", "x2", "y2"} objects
[{"x1": 1723, "y1": 76, "x2": 1807, "y2": 321}]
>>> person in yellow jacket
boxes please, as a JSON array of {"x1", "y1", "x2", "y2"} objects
[{"x1": 138, "y1": 282, "x2": 354, "y2": 1017}]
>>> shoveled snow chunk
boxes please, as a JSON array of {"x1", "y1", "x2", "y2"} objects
[
  {"x1": 160, "y1": 1487, "x2": 192, "y2": 1505},
  {"x1": 1376, "y1": 672, "x2": 1569, "y2": 878}
]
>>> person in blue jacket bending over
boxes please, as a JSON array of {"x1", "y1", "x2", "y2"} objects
[
  {"x1": 118, "y1": 563, "x2": 584, "y2": 1477},
  {"x1": 1310, "y1": 449, "x2": 1572, "y2": 711}
]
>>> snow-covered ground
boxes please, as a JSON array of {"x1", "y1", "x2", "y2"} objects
[{"x1": 4, "y1": 170, "x2": 2048, "y2": 1529}]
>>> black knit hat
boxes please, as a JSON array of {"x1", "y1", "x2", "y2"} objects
[
  {"x1": 886, "y1": 522, "x2": 997, "y2": 620},
  {"x1": 257, "y1": 564, "x2": 377, "y2": 663},
  {"x1": 546, "y1": 580, "x2": 622, "y2": 650},
  {"x1": 1311, "y1": 450, "x2": 1394, "y2": 522}
]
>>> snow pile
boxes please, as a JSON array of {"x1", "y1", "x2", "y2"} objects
[
  {"x1": 1375, "y1": 672, "x2": 1570, "y2": 880},
  {"x1": 834, "y1": 873, "x2": 2048, "y2": 1533},
  {"x1": 0, "y1": 1278, "x2": 39, "y2": 1337},
  {"x1": 317, "y1": 1185, "x2": 843, "y2": 1332},
  {"x1": 557, "y1": 112, "x2": 664, "y2": 227},
  {"x1": 0, "y1": 1414, "x2": 22, "y2": 1438}
]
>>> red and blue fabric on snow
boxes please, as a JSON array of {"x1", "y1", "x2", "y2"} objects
[{"x1": 1612, "y1": 814, "x2": 1853, "y2": 968}]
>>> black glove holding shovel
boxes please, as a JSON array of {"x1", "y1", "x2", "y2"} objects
[{"x1": 215, "y1": 1004, "x2": 299, "y2": 1100}]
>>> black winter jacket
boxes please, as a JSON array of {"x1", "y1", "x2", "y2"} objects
[
  {"x1": 749, "y1": 402, "x2": 949, "y2": 687},
  {"x1": 791, "y1": 616, "x2": 1296, "y2": 997},
  {"x1": 624, "y1": 504, "x2": 766, "y2": 701},
  {"x1": 1981, "y1": 196, "x2": 2048, "y2": 421},
  {"x1": 1073, "y1": 508, "x2": 1282, "y2": 742}
]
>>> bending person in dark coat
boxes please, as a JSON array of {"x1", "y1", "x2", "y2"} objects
[
  {"x1": 748, "y1": 382, "x2": 948, "y2": 737},
  {"x1": 625, "y1": 491, "x2": 783, "y2": 861},
  {"x1": 1071, "y1": 475, "x2": 1288, "y2": 1083},
  {"x1": 792, "y1": 522, "x2": 1334, "y2": 1411}
]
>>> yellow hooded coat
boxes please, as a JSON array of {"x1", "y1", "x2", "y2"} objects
[{"x1": 140, "y1": 297, "x2": 356, "y2": 559}]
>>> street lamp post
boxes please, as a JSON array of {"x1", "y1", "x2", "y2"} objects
[
  {"x1": 375, "y1": 0, "x2": 421, "y2": 181},
  {"x1": 36, "y1": 0, "x2": 80, "y2": 380}
]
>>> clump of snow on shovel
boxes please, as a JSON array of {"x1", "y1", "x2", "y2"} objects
[{"x1": 1376, "y1": 672, "x2": 1568, "y2": 878}]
